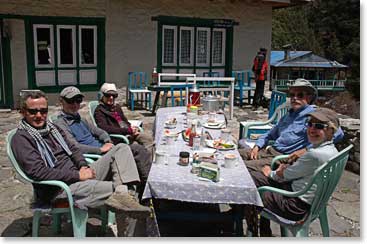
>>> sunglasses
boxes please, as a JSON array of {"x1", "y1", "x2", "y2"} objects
[
  {"x1": 103, "y1": 93, "x2": 118, "y2": 98},
  {"x1": 306, "y1": 121, "x2": 328, "y2": 130},
  {"x1": 64, "y1": 97, "x2": 83, "y2": 104},
  {"x1": 26, "y1": 108, "x2": 48, "y2": 115}
]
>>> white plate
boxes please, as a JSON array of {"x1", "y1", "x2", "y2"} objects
[
  {"x1": 193, "y1": 148, "x2": 217, "y2": 157},
  {"x1": 202, "y1": 122, "x2": 226, "y2": 129},
  {"x1": 206, "y1": 140, "x2": 236, "y2": 151}
]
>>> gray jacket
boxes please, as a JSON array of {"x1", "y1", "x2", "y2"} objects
[
  {"x1": 270, "y1": 140, "x2": 338, "y2": 204},
  {"x1": 54, "y1": 112, "x2": 112, "y2": 154}
]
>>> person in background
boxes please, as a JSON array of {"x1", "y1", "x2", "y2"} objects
[
  {"x1": 11, "y1": 90, "x2": 150, "y2": 236},
  {"x1": 54, "y1": 86, "x2": 152, "y2": 198},
  {"x1": 251, "y1": 47, "x2": 268, "y2": 110},
  {"x1": 248, "y1": 107, "x2": 341, "y2": 236},
  {"x1": 239, "y1": 78, "x2": 344, "y2": 172}
]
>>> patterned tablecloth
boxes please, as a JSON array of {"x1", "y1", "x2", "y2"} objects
[{"x1": 142, "y1": 106, "x2": 263, "y2": 207}]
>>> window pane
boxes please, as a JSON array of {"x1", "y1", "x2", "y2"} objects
[
  {"x1": 59, "y1": 28, "x2": 74, "y2": 65},
  {"x1": 81, "y1": 28, "x2": 95, "y2": 64},
  {"x1": 180, "y1": 29, "x2": 191, "y2": 64},
  {"x1": 197, "y1": 30, "x2": 208, "y2": 64},
  {"x1": 36, "y1": 28, "x2": 52, "y2": 65},
  {"x1": 212, "y1": 31, "x2": 223, "y2": 64},
  {"x1": 163, "y1": 28, "x2": 175, "y2": 64}
]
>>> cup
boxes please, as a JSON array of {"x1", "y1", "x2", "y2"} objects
[
  {"x1": 155, "y1": 151, "x2": 167, "y2": 164},
  {"x1": 220, "y1": 128, "x2": 231, "y2": 142},
  {"x1": 193, "y1": 135, "x2": 201, "y2": 151},
  {"x1": 224, "y1": 154, "x2": 237, "y2": 169},
  {"x1": 208, "y1": 112, "x2": 216, "y2": 123}
]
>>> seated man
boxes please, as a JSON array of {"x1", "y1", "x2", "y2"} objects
[
  {"x1": 93, "y1": 83, "x2": 154, "y2": 150},
  {"x1": 54, "y1": 86, "x2": 152, "y2": 194},
  {"x1": 249, "y1": 107, "x2": 341, "y2": 236},
  {"x1": 239, "y1": 78, "x2": 344, "y2": 172},
  {"x1": 11, "y1": 90, "x2": 150, "y2": 236}
]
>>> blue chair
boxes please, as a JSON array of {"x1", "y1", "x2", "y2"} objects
[
  {"x1": 165, "y1": 84, "x2": 193, "y2": 107},
  {"x1": 232, "y1": 70, "x2": 255, "y2": 106},
  {"x1": 239, "y1": 90, "x2": 287, "y2": 140},
  {"x1": 127, "y1": 72, "x2": 152, "y2": 111},
  {"x1": 257, "y1": 145, "x2": 353, "y2": 237}
]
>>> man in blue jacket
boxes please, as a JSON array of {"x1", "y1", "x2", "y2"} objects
[{"x1": 239, "y1": 78, "x2": 344, "y2": 172}]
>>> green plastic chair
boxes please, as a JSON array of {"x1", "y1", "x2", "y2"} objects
[
  {"x1": 88, "y1": 101, "x2": 130, "y2": 144},
  {"x1": 240, "y1": 102, "x2": 290, "y2": 139},
  {"x1": 257, "y1": 145, "x2": 353, "y2": 237},
  {"x1": 49, "y1": 114, "x2": 116, "y2": 229},
  {"x1": 6, "y1": 129, "x2": 105, "y2": 237}
]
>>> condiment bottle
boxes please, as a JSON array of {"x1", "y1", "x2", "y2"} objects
[{"x1": 188, "y1": 121, "x2": 197, "y2": 147}]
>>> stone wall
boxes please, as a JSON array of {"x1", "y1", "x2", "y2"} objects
[{"x1": 338, "y1": 118, "x2": 360, "y2": 174}]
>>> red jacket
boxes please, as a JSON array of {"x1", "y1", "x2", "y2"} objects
[{"x1": 252, "y1": 53, "x2": 268, "y2": 81}]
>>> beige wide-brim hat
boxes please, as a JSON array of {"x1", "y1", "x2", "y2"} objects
[{"x1": 288, "y1": 78, "x2": 317, "y2": 95}]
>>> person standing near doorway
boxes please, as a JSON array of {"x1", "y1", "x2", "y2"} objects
[{"x1": 252, "y1": 47, "x2": 268, "y2": 110}]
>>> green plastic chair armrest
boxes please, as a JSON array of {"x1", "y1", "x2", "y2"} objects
[
  {"x1": 258, "y1": 185, "x2": 303, "y2": 198},
  {"x1": 270, "y1": 155, "x2": 289, "y2": 170},
  {"x1": 110, "y1": 134, "x2": 130, "y2": 144},
  {"x1": 83, "y1": 154, "x2": 102, "y2": 159},
  {"x1": 36, "y1": 180, "x2": 75, "y2": 206}
]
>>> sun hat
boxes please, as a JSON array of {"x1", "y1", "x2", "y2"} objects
[
  {"x1": 60, "y1": 86, "x2": 84, "y2": 99},
  {"x1": 100, "y1": 83, "x2": 118, "y2": 95}
]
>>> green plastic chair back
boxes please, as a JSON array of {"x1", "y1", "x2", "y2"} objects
[
  {"x1": 6, "y1": 129, "x2": 91, "y2": 237},
  {"x1": 88, "y1": 101, "x2": 130, "y2": 144},
  {"x1": 258, "y1": 144, "x2": 353, "y2": 237}
]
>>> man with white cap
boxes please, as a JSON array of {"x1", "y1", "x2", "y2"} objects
[
  {"x1": 248, "y1": 107, "x2": 341, "y2": 236},
  {"x1": 239, "y1": 78, "x2": 344, "y2": 172},
  {"x1": 55, "y1": 86, "x2": 152, "y2": 198}
]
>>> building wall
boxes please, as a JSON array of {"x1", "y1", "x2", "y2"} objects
[
  {"x1": 0, "y1": 0, "x2": 106, "y2": 17},
  {"x1": 106, "y1": 0, "x2": 272, "y2": 86},
  {"x1": 8, "y1": 19, "x2": 28, "y2": 107},
  {"x1": 1, "y1": 0, "x2": 272, "y2": 106}
]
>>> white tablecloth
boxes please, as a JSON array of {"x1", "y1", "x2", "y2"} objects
[{"x1": 143, "y1": 107, "x2": 263, "y2": 207}]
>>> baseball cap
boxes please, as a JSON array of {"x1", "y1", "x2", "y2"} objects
[
  {"x1": 60, "y1": 86, "x2": 84, "y2": 99},
  {"x1": 100, "y1": 83, "x2": 118, "y2": 95},
  {"x1": 288, "y1": 78, "x2": 317, "y2": 95},
  {"x1": 308, "y1": 107, "x2": 340, "y2": 129}
]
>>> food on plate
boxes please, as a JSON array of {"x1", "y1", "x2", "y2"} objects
[
  {"x1": 181, "y1": 129, "x2": 190, "y2": 141},
  {"x1": 210, "y1": 139, "x2": 235, "y2": 149},
  {"x1": 165, "y1": 117, "x2": 177, "y2": 125}
]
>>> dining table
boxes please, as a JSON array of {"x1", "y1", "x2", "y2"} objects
[{"x1": 142, "y1": 106, "x2": 263, "y2": 236}]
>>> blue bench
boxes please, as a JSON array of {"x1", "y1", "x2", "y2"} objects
[{"x1": 232, "y1": 70, "x2": 255, "y2": 106}]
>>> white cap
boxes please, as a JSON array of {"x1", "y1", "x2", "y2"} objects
[{"x1": 100, "y1": 83, "x2": 118, "y2": 94}]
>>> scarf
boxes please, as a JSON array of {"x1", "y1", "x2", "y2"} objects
[{"x1": 18, "y1": 119, "x2": 72, "y2": 168}]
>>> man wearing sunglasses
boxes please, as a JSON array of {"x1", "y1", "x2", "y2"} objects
[
  {"x1": 55, "y1": 86, "x2": 152, "y2": 197},
  {"x1": 11, "y1": 90, "x2": 151, "y2": 236},
  {"x1": 239, "y1": 78, "x2": 344, "y2": 172},
  {"x1": 247, "y1": 107, "x2": 341, "y2": 236}
]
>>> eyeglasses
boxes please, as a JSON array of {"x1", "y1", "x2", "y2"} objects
[
  {"x1": 289, "y1": 92, "x2": 307, "y2": 99},
  {"x1": 306, "y1": 121, "x2": 328, "y2": 130},
  {"x1": 64, "y1": 97, "x2": 83, "y2": 104},
  {"x1": 26, "y1": 108, "x2": 48, "y2": 115},
  {"x1": 103, "y1": 93, "x2": 118, "y2": 98}
]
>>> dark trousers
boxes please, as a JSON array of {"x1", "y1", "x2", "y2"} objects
[
  {"x1": 253, "y1": 79, "x2": 265, "y2": 107},
  {"x1": 248, "y1": 170, "x2": 310, "y2": 236}
]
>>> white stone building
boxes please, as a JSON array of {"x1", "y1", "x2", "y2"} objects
[{"x1": 0, "y1": 0, "x2": 309, "y2": 107}]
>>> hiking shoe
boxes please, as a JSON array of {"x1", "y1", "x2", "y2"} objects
[{"x1": 105, "y1": 192, "x2": 151, "y2": 219}]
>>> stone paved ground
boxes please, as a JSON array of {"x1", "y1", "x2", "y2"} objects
[{"x1": 0, "y1": 87, "x2": 360, "y2": 237}]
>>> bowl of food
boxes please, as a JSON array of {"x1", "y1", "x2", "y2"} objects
[{"x1": 164, "y1": 117, "x2": 177, "y2": 129}]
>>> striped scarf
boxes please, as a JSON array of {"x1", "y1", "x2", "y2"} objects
[{"x1": 18, "y1": 119, "x2": 72, "y2": 168}]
